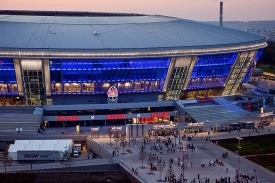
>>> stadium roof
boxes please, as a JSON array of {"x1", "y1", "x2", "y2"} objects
[{"x1": 0, "y1": 10, "x2": 266, "y2": 53}]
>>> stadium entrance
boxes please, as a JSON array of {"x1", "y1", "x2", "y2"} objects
[
  {"x1": 181, "y1": 88, "x2": 222, "y2": 99},
  {"x1": 42, "y1": 101, "x2": 176, "y2": 128}
]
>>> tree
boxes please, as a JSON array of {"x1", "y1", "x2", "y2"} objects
[
  {"x1": 107, "y1": 127, "x2": 113, "y2": 146},
  {"x1": 155, "y1": 159, "x2": 165, "y2": 181},
  {"x1": 138, "y1": 144, "x2": 147, "y2": 168},
  {"x1": 60, "y1": 149, "x2": 72, "y2": 173},
  {"x1": 166, "y1": 163, "x2": 174, "y2": 182},
  {"x1": 113, "y1": 132, "x2": 121, "y2": 149},
  {"x1": 147, "y1": 152, "x2": 156, "y2": 174},
  {"x1": 0, "y1": 150, "x2": 12, "y2": 173},
  {"x1": 120, "y1": 133, "x2": 127, "y2": 154}
]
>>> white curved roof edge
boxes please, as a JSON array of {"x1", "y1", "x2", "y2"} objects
[{"x1": 0, "y1": 42, "x2": 267, "y2": 59}]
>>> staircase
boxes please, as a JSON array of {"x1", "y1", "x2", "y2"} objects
[{"x1": 0, "y1": 106, "x2": 42, "y2": 132}]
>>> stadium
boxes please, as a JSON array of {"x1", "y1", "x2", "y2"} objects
[{"x1": 0, "y1": 10, "x2": 268, "y2": 128}]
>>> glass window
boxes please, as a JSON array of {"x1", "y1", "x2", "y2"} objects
[
  {"x1": 52, "y1": 83, "x2": 62, "y2": 93},
  {"x1": 187, "y1": 53, "x2": 237, "y2": 90},
  {"x1": 50, "y1": 58, "x2": 171, "y2": 95},
  {"x1": 63, "y1": 83, "x2": 81, "y2": 92}
]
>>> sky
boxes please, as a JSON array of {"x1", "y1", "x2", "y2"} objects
[{"x1": 0, "y1": 0, "x2": 274, "y2": 21}]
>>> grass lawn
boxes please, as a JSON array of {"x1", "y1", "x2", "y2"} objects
[
  {"x1": 215, "y1": 134, "x2": 275, "y2": 156},
  {"x1": 246, "y1": 154, "x2": 275, "y2": 173},
  {"x1": 258, "y1": 65, "x2": 275, "y2": 74},
  {"x1": 219, "y1": 139, "x2": 275, "y2": 155},
  {"x1": 215, "y1": 134, "x2": 275, "y2": 172}
]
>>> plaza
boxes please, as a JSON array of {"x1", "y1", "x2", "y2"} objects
[{"x1": 2, "y1": 121, "x2": 275, "y2": 183}]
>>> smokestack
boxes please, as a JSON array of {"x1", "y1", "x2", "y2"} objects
[{"x1": 219, "y1": 2, "x2": 223, "y2": 26}]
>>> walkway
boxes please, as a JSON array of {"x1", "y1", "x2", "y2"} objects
[{"x1": 92, "y1": 126, "x2": 275, "y2": 183}]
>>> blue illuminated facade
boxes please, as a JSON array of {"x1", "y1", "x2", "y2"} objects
[
  {"x1": 187, "y1": 53, "x2": 238, "y2": 90},
  {"x1": 0, "y1": 50, "x2": 265, "y2": 105},
  {"x1": 50, "y1": 58, "x2": 171, "y2": 94},
  {"x1": 242, "y1": 49, "x2": 264, "y2": 83},
  {"x1": 0, "y1": 58, "x2": 18, "y2": 95}
]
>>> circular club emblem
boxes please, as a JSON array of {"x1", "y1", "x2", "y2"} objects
[{"x1": 107, "y1": 86, "x2": 118, "y2": 102}]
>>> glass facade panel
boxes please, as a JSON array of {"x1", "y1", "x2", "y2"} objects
[
  {"x1": 223, "y1": 54, "x2": 254, "y2": 95},
  {"x1": 23, "y1": 70, "x2": 45, "y2": 105},
  {"x1": 50, "y1": 58, "x2": 170, "y2": 94},
  {"x1": 187, "y1": 53, "x2": 238, "y2": 90},
  {"x1": 166, "y1": 67, "x2": 189, "y2": 99},
  {"x1": 242, "y1": 49, "x2": 264, "y2": 83},
  {"x1": 0, "y1": 59, "x2": 18, "y2": 94}
]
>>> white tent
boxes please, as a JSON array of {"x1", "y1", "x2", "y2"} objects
[
  {"x1": 8, "y1": 139, "x2": 73, "y2": 160},
  {"x1": 44, "y1": 140, "x2": 58, "y2": 144},
  {"x1": 14, "y1": 140, "x2": 30, "y2": 145},
  {"x1": 39, "y1": 144, "x2": 55, "y2": 150},
  {"x1": 9, "y1": 144, "x2": 26, "y2": 160},
  {"x1": 24, "y1": 144, "x2": 40, "y2": 151},
  {"x1": 29, "y1": 140, "x2": 45, "y2": 144}
]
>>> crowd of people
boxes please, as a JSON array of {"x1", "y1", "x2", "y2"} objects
[{"x1": 235, "y1": 171, "x2": 260, "y2": 183}]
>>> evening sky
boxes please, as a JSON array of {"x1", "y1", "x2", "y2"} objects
[{"x1": 0, "y1": 0, "x2": 274, "y2": 21}]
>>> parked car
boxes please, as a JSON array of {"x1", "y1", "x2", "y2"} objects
[{"x1": 73, "y1": 151, "x2": 79, "y2": 157}]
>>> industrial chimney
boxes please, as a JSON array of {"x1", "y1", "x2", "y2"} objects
[{"x1": 219, "y1": 2, "x2": 223, "y2": 26}]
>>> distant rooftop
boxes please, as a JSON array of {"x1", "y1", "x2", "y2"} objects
[{"x1": 0, "y1": 10, "x2": 143, "y2": 17}]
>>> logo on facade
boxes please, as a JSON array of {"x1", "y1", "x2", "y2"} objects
[{"x1": 107, "y1": 86, "x2": 118, "y2": 102}]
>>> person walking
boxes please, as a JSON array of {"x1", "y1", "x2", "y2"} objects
[
  {"x1": 135, "y1": 168, "x2": 138, "y2": 175},
  {"x1": 198, "y1": 173, "x2": 200, "y2": 180}
]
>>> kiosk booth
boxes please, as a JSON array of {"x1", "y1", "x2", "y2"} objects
[{"x1": 183, "y1": 122, "x2": 205, "y2": 133}]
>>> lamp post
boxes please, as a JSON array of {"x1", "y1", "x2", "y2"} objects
[
  {"x1": 206, "y1": 120, "x2": 210, "y2": 140},
  {"x1": 209, "y1": 107, "x2": 212, "y2": 131},
  {"x1": 174, "y1": 131, "x2": 177, "y2": 148},
  {"x1": 181, "y1": 141, "x2": 186, "y2": 183},
  {"x1": 180, "y1": 170, "x2": 184, "y2": 183},
  {"x1": 237, "y1": 135, "x2": 243, "y2": 182},
  {"x1": 178, "y1": 130, "x2": 181, "y2": 144}
]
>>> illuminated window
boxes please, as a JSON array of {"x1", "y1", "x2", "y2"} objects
[
  {"x1": 187, "y1": 53, "x2": 238, "y2": 90},
  {"x1": 49, "y1": 58, "x2": 170, "y2": 94}
]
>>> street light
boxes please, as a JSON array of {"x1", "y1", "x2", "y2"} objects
[
  {"x1": 180, "y1": 170, "x2": 184, "y2": 183},
  {"x1": 206, "y1": 120, "x2": 211, "y2": 140},
  {"x1": 174, "y1": 132, "x2": 177, "y2": 148},
  {"x1": 209, "y1": 107, "x2": 212, "y2": 131},
  {"x1": 236, "y1": 136, "x2": 243, "y2": 181},
  {"x1": 181, "y1": 141, "x2": 186, "y2": 183}
]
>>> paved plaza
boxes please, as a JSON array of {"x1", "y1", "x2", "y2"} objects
[
  {"x1": 3, "y1": 122, "x2": 275, "y2": 183},
  {"x1": 93, "y1": 126, "x2": 275, "y2": 183}
]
